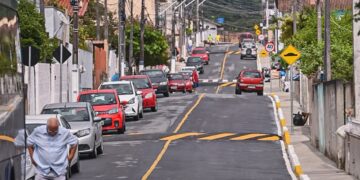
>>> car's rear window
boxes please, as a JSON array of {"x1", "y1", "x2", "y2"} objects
[
  {"x1": 243, "y1": 71, "x2": 261, "y2": 78},
  {"x1": 140, "y1": 70, "x2": 164, "y2": 78},
  {"x1": 192, "y1": 49, "x2": 206, "y2": 54},
  {"x1": 187, "y1": 57, "x2": 202, "y2": 63},
  {"x1": 127, "y1": 78, "x2": 151, "y2": 89},
  {"x1": 100, "y1": 84, "x2": 133, "y2": 95},
  {"x1": 168, "y1": 74, "x2": 184, "y2": 80},
  {"x1": 42, "y1": 107, "x2": 90, "y2": 122},
  {"x1": 79, "y1": 93, "x2": 117, "y2": 106}
]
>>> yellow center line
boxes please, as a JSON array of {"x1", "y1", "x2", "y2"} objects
[
  {"x1": 161, "y1": 132, "x2": 204, "y2": 141},
  {"x1": 258, "y1": 136, "x2": 281, "y2": 141},
  {"x1": 0, "y1": 135, "x2": 15, "y2": 143},
  {"x1": 219, "y1": 82, "x2": 234, "y2": 88},
  {"x1": 216, "y1": 46, "x2": 230, "y2": 94},
  {"x1": 141, "y1": 94, "x2": 205, "y2": 180},
  {"x1": 198, "y1": 133, "x2": 235, "y2": 140},
  {"x1": 230, "y1": 133, "x2": 267, "y2": 140}
]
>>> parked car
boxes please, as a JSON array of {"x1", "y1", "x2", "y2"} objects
[
  {"x1": 120, "y1": 75, "x2": 158, "y2": 112},
  {"x1": 25, "y1": 114, "x2": 80, "y2": 178},
  {"x1": 99, "y1": 81, "x2": 144, "y2": 121},
  {"x1": 167, "y1": 73, "x2": 187, "y2": 93},
  {"x1": 186, "y1": 57, "x2": 204, "y2": 74},
  {"x1": 191, "y1": 47, "x2": 210, "y2": 65},
  {"x1": 235, "y1": 70, "x2": 264, "y2": 96},
  {"x1": 41, "y1": 102, "x2": 104, "y2": 158},
  {"x1": 140, "y1": 69, "x2": 170, "y2": 97},
  {"x1": 240, "y1": 42, "x2": 257, "y2": 60},
  {"x1": 77, "y1": 89, "x2": 126, "y2": 134}
]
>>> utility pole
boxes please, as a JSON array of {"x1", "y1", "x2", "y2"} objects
[
  {"x1": 195, "y1": 0, "x2": 200, "y2": 46},
  {"x1": 104, "y1": 0, "x2": 109, "y2": 40},
  {"x1": 139, "y1": 0, "x2": 145, "y2": 72},
  {"x1": 201, "y1": 8, "x2": 204, "y2": 44},
  {"x1": 72, "y1": 0, "x2": 80, "y2": 101},
  {"x1": 96, "y1": 0, "x2": 100, "y2": 40},
  {"x1": 353, "y1": 0, "x2": 360, "y2": 123},
  {"x1": 292, "y1": 0, "x2": 297, "y2": 34},
  {"x1": 171, "y1": 6, "x2": 176, "y2": 73},
  {"x1": 39, "y1": 0, "x2": 44, "y2": 15},
  {"x1": 324, "y1": 0, "x2": 331, "y2": 81},
  {"x1": 129, "y1": 0, "x2": 134, "y2": 74},
  {"x1": 118, "y1": 0, "x2": 126, "y2": 76},
  {"x1": 265, "y1": 0, "x2": 269, "y2": 28},
  {"x1": 316, "y1": 0, "x2": 322, "y2": 42}
]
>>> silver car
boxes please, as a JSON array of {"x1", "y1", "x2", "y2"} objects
[
  {"x1": 41, "y1": 102, "x2": 104, "y2": 159},
  {"x1": 25, "y1": 114, "x2": 80, "y2": 179}
]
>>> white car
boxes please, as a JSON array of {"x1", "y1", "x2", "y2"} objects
[
  {"x1": 25, "y1": 114, "x2": 80, "y2": 179},
  {"x1": 99, "y1": 81, "x2": 144, "y2": 120}
]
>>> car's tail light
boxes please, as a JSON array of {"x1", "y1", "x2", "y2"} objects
[{"x1": 240, "y1": 79, "x2": 244, "y2": 83}]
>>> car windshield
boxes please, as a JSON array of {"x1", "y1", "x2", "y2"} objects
[
  {"x1": 128, "y1": 78, "x2": 151, "y2": 89},
  {"x1": 187, "y1": 57, "x2": 202, "y2": 63},
  {"x1": 169, "y1": 74, "x2": 184, "y2": 80},
  {"x1": 243, "y1": 71, "x2": 261, "y2": 78},
  {"x1": 141, "y1": 70, "x2": 164, "y2": 78},
  {"x1": 100, "y1": 84, "x2": 133, "y2": 95},
  {"x1": 192, "y1": 49, "x2": 206, "y2": 54},
  {"x1": 26, "y1": 123, "x2": 45, "y2": 134},
  {"x1": 79, "y1": 93, "x2": 117, "y2": 105},
  {"x1": 243, "y1": 43, "x2": 255, "y2": 48},
  {"x1": 42, "y1": 107, "x2": 90, "y2": 122}
]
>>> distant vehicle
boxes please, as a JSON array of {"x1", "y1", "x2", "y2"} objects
[
  {"x1": 240, "y1": 42, "x2": 257, "y2": 60},
  {"x1": 41, "y1": 102, "x2": 104, "y2": 158},
  {"x1": 242, "y1": 38, "x2": 255, "y2": 44},
  {"x1": 235, "y1": 70, "x2": 264, "y2": 96},
  {"x1": 140, "y1": 69, "x2": 170, "y2": 97},
  {"x1": 181, "y1": 66, "x2": 197, "y2": 72},
  {"x1": 191, "y1": 47, "x2": 210, "y2": 65},
  {"x1": 25, "y1": 114, "x2": 80, "y2": 178},
  {"x1": 167, "y1": 73, "x2": 187, "y2": 93},
  {"x1": 238, "y1": 32, "x2": 254, "y2": 47},
  {"x1": 99, "y1": 81, "x2": 144, "y2": 121},
  {"x1": 121, "y1": 75, "x2": 158, "y2": 112},
  {"x1": 186, "y1": 57, "x2": 204, "y2": 74},
  {"x1": 77, "y1": 89, "x2": 127, "y2": 134}
]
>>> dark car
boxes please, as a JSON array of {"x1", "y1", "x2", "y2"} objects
[
  {"x1": 186, "y1": 57, "x2": 204, "y2": 74},
  {"x1": 140, "y1": 69, "x2": 170, "y2": 97}
]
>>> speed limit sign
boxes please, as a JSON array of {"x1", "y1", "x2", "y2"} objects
[{"x1": 265, "y1": 42, "x2": 275, "y2": 52}]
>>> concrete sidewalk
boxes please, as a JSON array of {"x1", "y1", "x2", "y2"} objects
[{"x1": 265, "y1": 79, "x2": 355, "y2": 180}]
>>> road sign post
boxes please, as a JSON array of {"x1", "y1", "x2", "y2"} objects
[{"x1": 280, "y1": 45, "x2": 301, "y2": 133}]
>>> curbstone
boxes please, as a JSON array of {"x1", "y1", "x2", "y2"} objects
[
  {"x1": 283, "y1": 126, "x2": 291, "y2": 146},
  {"x1": 278, "y1": 108, "x2": 287, "y2": 127},
  {"x1": 287, "y1": 145, "x2": 304, "y2": 177},
  {"x1": 299, "y1": 174, "x2": 310, "y2": 180}
]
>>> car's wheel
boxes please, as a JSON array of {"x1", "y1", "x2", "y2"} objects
[
  {"x1": 139, "y1": 108, "x2": 144, "y2": 118},
  {"x1": 118, "y1": 123, "x2": 126, "y2": 134},
  {"x1": 235, "y1": 86, "x2": 242, "y2": 95},
  {"x1": 97, "y1": 142, "x2": 104, "y2": 155},
  {"x1": 257, "y1": 91, "x2": 264, "y2": 96},
  {"x1": 151, "y1": 103, "x2": 158, "y2": 112},
  {"x1": 89, "y1": 142, "x2": 98, "y2": 159},
  {"x1": 200, "y1": 70, "x2": 204, "y2": 74},
  {"x1": 71, "y1": 158, "x2": 80, "y2": 174},
  {"x1": 163, "y1": 92, "x2": 170, "y2": 97},
  {"x1": 183, "y1": 89, "x2": 186, "y2": 93}
]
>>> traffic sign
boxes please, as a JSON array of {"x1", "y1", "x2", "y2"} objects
[
  {"x1": 259, "y1": 49, "x2": 268, "y2": 58},
  {"x1": 254, "y1": 24, "x2": 259, "y2": 30},
  {"x1": 21, "y1": 46, "x2": 40, "y2": 66},
  {"x1": 265, "y1": 42, "x2": 275, "y2": 52},
  {"x1": 53, "y1": 45, "x2": 71, "y2": 64},
  {"x1": 258, "y1": 34, "x2": 265, "y2": 41},
  {"x1": 256, "y1": 29, "x2": 261, "y2": 35},
  {"x1": 280, "y1": 45, "x2": 301, "y2": 65},
  {"x1": 217, "y1": 17, "x2": 225, "y2": 24}
]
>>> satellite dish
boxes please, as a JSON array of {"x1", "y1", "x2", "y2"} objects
[{"x1": 57, "y1": 11, "x2": 69, "y2": 25}]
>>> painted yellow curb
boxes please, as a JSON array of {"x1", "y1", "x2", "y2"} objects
[
  {"x1": 294, "y1": 165, "x2": 304, "y2": 176},
  {"x1": 283, "y1": 127, "x2": 291, "y2": 146}
]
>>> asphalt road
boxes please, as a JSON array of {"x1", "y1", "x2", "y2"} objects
[{"x1": 71, "y1": 45, "x2": 295, "y2": 180}]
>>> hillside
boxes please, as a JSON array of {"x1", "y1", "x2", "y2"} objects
[{"x1": 201, "y1": 0, "x2": 263, "y2": 32}]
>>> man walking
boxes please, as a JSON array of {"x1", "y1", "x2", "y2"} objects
[{"x1": 28, "y1": 118, "x2": 78, "y2": 180}]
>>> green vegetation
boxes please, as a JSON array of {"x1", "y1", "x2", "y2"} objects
[
  {"x1": 280, "y1": 8, "x2": 353, "y2": 81},
  {"x1": 18, "y1": 0, "x2": 58, "y2": 62}
]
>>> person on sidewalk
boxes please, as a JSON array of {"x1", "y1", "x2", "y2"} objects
[
  {"x1": 187, "y1": 39, "x2": 193, "y2": 55},
  {"x1": 216, "y1": 34, "x2": 221, "y2": 44},
  {"x1": 27, "y1": 118, "x2": 78, "y2": 180},
  {"x1": 207, "y1": 34, "x2": 213, "y2": 47}
]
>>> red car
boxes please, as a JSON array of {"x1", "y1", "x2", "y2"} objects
[
  {"x1": 167, "y1": 73, "x2": 187, "y2": 93},
  {"x1": 183, "y1": 74, "x2": 194, "y2": 93},
  {"x1": 191, "y1": 47, "x2": 210, "y2": 65},
  {"x1": 235, "y1": 70, "x2": 264, "y2": 96},
  {"x1": 77, "y1": 89, "x2": 127, "y2": 133},
  {"x1": 120, "y1": 75, "x2": 158, "y2": 112}
]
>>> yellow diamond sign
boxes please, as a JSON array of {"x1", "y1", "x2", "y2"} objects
[
  {"x1": 280, "y1": 45, "x2": 301, "y2": 65},
  {"x1": 259, "y1": 49, "x2": 268, "y2": 58},
  {"x1": 256, "y1": 29, "x2": 261, "y2": 36},
  {"x1": 254, "y1": 24, "x2": 259, "y2": 30}
]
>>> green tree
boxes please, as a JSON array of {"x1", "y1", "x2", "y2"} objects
[
  {"x1": 18, "y1": 0, "x2": 58, "y2": 62},
  {"x1": 280, "y1": 8, "x2": 353, "y2": 81}
]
